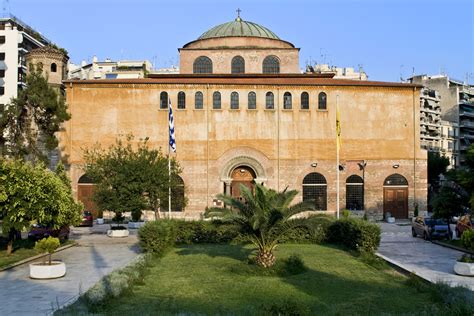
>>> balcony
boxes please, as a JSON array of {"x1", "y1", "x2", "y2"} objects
[
  {"x1": 460, "y1": 121, "x2": 474, "y2": 129},
  {"x1": 460, "y1": 111, "x2": 474, "y2": 118}
]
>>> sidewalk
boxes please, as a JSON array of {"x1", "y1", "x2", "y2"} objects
[
  {"x1": 377, "y1": 222, "x2": 474, "y2": 291},
  {"x1": 0, "y1": 226, "x2": 140, "y2": 315}
]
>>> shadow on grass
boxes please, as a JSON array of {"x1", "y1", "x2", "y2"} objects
[
  {"x1": 69, "y1": 244, "x2": 438, "y2": 316},
  {"x1": 175, "y1": 243, "x2": 254, "y2": 261}
]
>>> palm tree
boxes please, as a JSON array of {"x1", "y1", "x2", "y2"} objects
[{"x1": 205, "y1": 183, "x2": 314, "y2": 268}]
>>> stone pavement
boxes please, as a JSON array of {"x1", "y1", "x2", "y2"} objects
[
  {"x1": 0, "y1": 225, "x2": 140, "y2": 315},
  {"x1": 377, "y1": 222, "x2": 474, "y2": 291}
]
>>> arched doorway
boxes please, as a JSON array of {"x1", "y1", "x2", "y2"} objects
[
  {"x1": 77, "y1": 174, "x2": 98, "y2": 217},
  {"x1": 383, "y1": 174, "x2": 408, "y2": 219},
  {"x1": 229, "y1": 166, "x2": 256, "y2": 201}
]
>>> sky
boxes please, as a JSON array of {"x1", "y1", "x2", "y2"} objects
[{"x1": 7, "y1": 0, "x2": 474, "y2": 83}]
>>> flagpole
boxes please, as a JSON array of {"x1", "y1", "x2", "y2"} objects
[
  {"x1": 336, "y1": 95, "x2": 340, "y2": 219},
  {"x1": 168, "y1": 100, "x2": 171, "y2": 219}
]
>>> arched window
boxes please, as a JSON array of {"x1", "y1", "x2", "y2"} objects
[
  {"x1": 231, "y1": 92, "x2": 239, "y2": 109},
  {"x1": 346, "y1": 175, "x2": 364, "y2": 210},
  {"x1": 171, "y1": 175, "x2": 185, "y2": 212},
  {"x1": 51, "y1": 63, "x2": 57, "y2": 73},
  {"x1": 265, "y1": 92, "x2": 274, "y2": 109},
  {"x1": 384, "y1": 174, "x2": 408, "y2": 186},
  {"x1": 195, "y1": 91, "x2": 203, "y2": 109},
  {"x1": 213, "y1": 91, "x2": 221, "y2": 109},
  {"x1": 193, "y1": 56, "x2": 212, "y2": 74},
  {"x1": 177, "y1": 91, "x2": 186, "y2": 109},
  {"x1": 302, "y1": 173, "x2": 327, "y2": 210},
  {"x1": 318, "y1": 92, "x2": 327, "y2": 110},
  {"x1": 283, "y1": 92, "x2": 292, "y2": 109},
  {"x1": 160, "y1": 91, "x2": 168, "y2": 109},
  {"x1": 301, "y1": 92, "x2": 309, "y2": 109},
  {"x1": 248, "y1": 91, "x2": 256, "y2": 109},
  {"x1": 78, "y1": 174, "x2": 94, "y2": 184},
  {"x1": 231, "y1": 56, "x2": 245, "y2": 74},
  {"x1": 262, "y1": 55, "x2": 280, "y2": 74}
]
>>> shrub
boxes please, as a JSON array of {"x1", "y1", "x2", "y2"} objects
[
  {"x1": 83, "y1": 255, "x2": 151, "y2": 306},
  {"x1": 327, "y1": 218, "x2": 381, "y2": 253},
  {"x1": 261, "y1": 299, "x2": 310, "y2": 316},
  {"x1": 460, "y1": 229, "x2": 474, "y2": 251},
  {"x1": 279, "y1": 215, "x2": 334, "y2": 244},
  {"x1": 35, "y1": 236, "x2": 60, "y2": 265},
  {"x1": 174, "y1": 220, "x2": 240, "y2": 244},
  {"x1": 138, "y1": 220, "x2": 177, "y2": 255}
]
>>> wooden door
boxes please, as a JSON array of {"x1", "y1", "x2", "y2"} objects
[
  {"x1": 383, "y1": 188, "x2": 408, "y2": 219},
  {"x1": 77, "y1": 185, "x2": 98, "y2": 218},
  {"x1": 230, "y1": 167, "x2": 255, "y2": 201}
]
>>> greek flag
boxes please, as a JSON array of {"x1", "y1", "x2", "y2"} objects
[{"x1": 168, "y1": 99, "x2": 176, "y2": 153}]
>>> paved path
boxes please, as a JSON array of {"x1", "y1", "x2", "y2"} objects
[
  {"x1": 0, "y1": 225, "x2": 140, "y2": 315},
  {"x1": 377, "y1": 222, "x2": 474, "y2": 290}
]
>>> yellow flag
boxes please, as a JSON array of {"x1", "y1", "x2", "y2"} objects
[{"x1": 336, "y1": 103, "x2": 342, "y2": 150}]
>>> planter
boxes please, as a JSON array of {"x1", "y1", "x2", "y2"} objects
[
  {"x1": 96, "y1": 218, "x2": 104, "y2": 225},
  {"x1": 387, "y1": 217, "x2": 395, "y2": 223},
  {"x1": 107, "y1": 229, "x2": 129, "y2": 238},
  {"x1": 128, "y1": 221, "x2": 145, "y2": 229},
  {"x1": 454, "y1": 261, "x2": 474, "y2": 276},
  {"x1": 29, "y1": 261, "x2": 66, "y2": 279}
]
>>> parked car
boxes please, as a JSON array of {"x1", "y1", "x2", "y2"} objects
[
  {"x1": 456, "y1": 215, "x2": 473, "y2": 238},
  {"x1": 79, "y1": 211, "x2": 93, "y2": 227},
  {"x1": 28, "y1": 224, "x2": 70, "y2": 241},
  {"x1": 411, "y1": 216, "x2": 449, "y2": 240}
]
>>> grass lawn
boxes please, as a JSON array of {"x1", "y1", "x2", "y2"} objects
[
  {"x1": 0, "y1": 237, "x2": 72, "y2": 269},
  {"x1": 83, "y1": 243, "x2": 435, "y2": 315}
]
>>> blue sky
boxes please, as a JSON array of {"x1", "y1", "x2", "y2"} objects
[{"x1": 9, "y1": 0, "x2": 474, "y2": 83}]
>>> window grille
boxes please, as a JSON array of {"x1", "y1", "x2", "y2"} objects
[
  {"x1": 195, "y1": 91, "x2": 203, "y2": 109},
  {"x1": 177, "y1": 91, "x2": 186, "y2": 109},
  {"x1": 193, "y1": 56, "x2": 213, "y2": 74},
  {"x1": 301, "y1": 92, "x2": 309, "y2": 109},
  {"x1": 384, "y1": 174, "x2": 408, "y2": 186},
  {"x1": 231, "y1": 56, "x2": 245, "y2": 74},
  {"x1": 283, "y1": 92, "x2": 292, "y2": 109},
  {"x1": 262, "y1": 56, "x2": 280, "y2": 74},
  {"x1": 160, "y1": 92, "x2": 168, "y2": 109},
  {"x1": 213, "y1": 91, "x2": 221, "y2": 109},
  {"x1": 346, "y1": 175, "x2": 364, "y2": 210},
  {"x1": 318, "y1": 92, "x2": 327, "y2": 110},
  {"x1": 302, "y1": 173, "x2": 327, "y2": 210},
  {"x1": 265, "y1": 92, "x2": 274, "y2": 109},
  {"x1": 248, "y1": 92, "x2": 256, "y2": 109},
  {"x1": 231, "y1": 92, "x2": 239, "y2": 109}
]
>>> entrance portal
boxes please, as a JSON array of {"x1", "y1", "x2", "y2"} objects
[
  {"x1": 383, "y1": 174, "x2": 408, "y2": 219},
  {"x1": 230, "y1": 166, "x2": 256, "y2": 200}
]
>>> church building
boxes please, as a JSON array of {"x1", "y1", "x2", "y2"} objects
[{"x1": 62, "y1": 14, "x2": 427, "y2": 220}]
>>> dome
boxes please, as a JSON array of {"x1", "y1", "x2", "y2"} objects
[{"x1": 197, "y1": 17, "x2": 280, "y2": 41}]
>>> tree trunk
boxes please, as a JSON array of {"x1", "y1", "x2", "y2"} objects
[
  {"x1": 256, "y1": 250, "x2": 276, "y2": 268},
  {"x1": 48, "y1": 253, "x2": 52, "y2": 265},
  {"x1": 6, "y1": 240, "x2": 13, "y2": 256}
]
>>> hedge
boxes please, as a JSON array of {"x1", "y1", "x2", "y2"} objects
[
  {"x1": 327, "y1": 218, "x2": 381, "y2": 253},
  {"x1": 279, "y1": 215, "x2": 335, "y2": 244},
  {"x1": 138, "y1": 220, "x2": 177, "y2": 255}
]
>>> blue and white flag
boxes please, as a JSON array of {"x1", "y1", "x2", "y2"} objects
[{"x1": 168, "y1": 99, "x2": 176, "y2": 153}]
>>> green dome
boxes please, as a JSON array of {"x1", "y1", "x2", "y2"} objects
[{"x1": 198, "y1": 18, "x2": 280, "y2": 41}]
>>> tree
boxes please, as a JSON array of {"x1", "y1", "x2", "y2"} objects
[
  {"x1": 83, "y1": 136, "x2": 184, "y2": 222},
  {"x1": 428, "y1": 152, "x2": 450, "y2": 185},
  {"x1": 0, "y1": 64, "x2": 70, "y2": 163},
  {"x1": 0, "y1": 159, "x2": 82, "y2": 255},
  {"x1": 205, "y1": 184, "x2": 314, "y2": 268},
  {"x1": 432, "y1": 184, "x2": 464, "y2": 238},
  {"x1": 455, "y1": 145, "x2": 474, "y2": 210}
]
